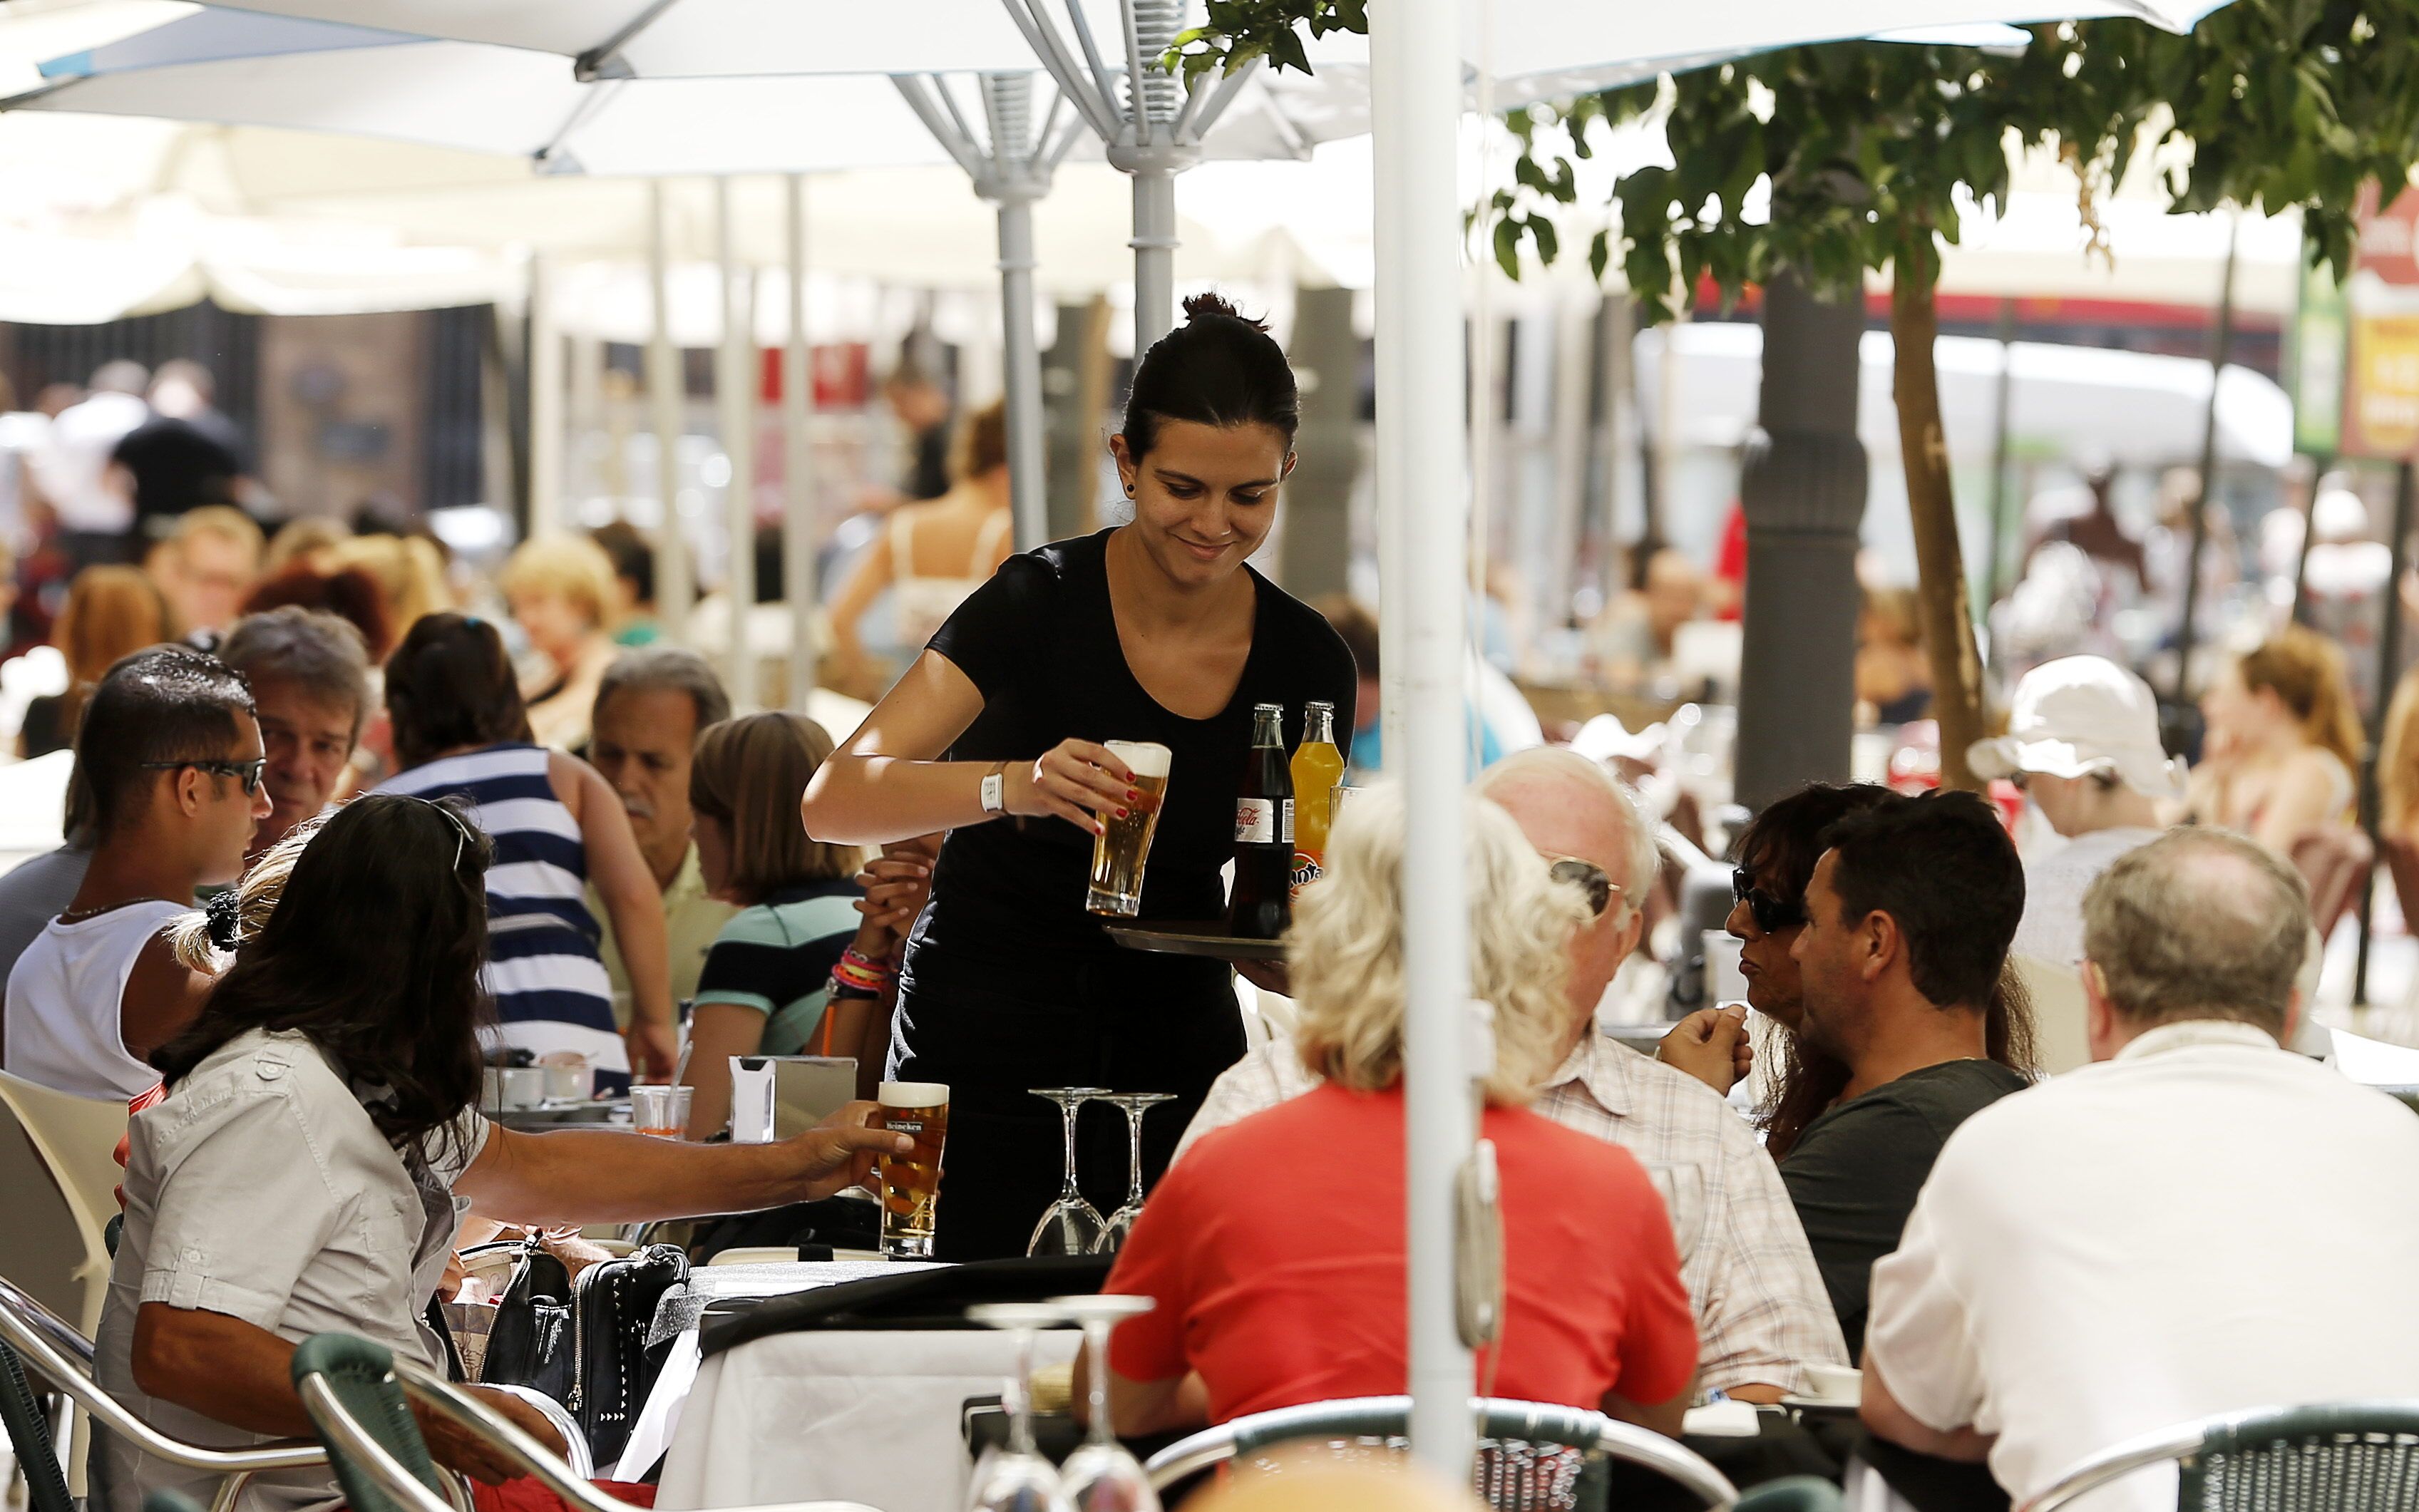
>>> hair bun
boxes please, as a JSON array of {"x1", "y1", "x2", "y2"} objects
[{"x1": 1181, "y1": 291, "x2": 1268, "y2": 332}]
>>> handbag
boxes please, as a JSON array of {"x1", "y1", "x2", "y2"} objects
[{"x1": 473, "y1": 1237, "x2": 692, "y2": 1467}]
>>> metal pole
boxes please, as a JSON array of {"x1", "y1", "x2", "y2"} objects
[
  {"x1": 1130, "y1": 168, "x2": 1178, "y2": 355},
  {"x1": 527, "y1": 250, "x2": 565, "y2": 538},
  {"x1": 716, "y1": 176, "x2": 756, "y2": 703},
  {"x1": 2290, "y1": 458, "x2": 2329, "y2": 626},
  {"x1": 647, "y1": 180, "x2": 692, "y2": 639},
  {"x1": 1372, "y1": 0, "x2": 1476, "y2": 1474},
  {"x1": 2169, "y1": 215, "x2": 2240, "y2": 705},
  {"x1": 2355, "y1": 458, "x2": 2413, "y2": 1009},
  {"x1": 784, "y1": 174, "x2": 818, "y2": 712},
  {"x1": 999, "y1": 198, "x2": 1050, "y2": 550},
  {"x1": 1982, "y1": 299, "x2": 2017, "y2": 632}
]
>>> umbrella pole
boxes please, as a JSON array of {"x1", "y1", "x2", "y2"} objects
[
  {"x1": 999, "y1": 195, "x2": 1049, "y2": 550},
  {"x1": 784, "y1": 173, "x2": 818, "y2": 711},
  {"x1": 528, "y1": 250, "x2": 565, "y2": 538},
  {"x1": 1129, "y1": 166, "x2": 1178, "y2": 354},
  {"x1": 716, "y1": 175, "x2": 757, "y2": 704},
  {"x1": 1372, "y1": 0, "x2": 1475, "y2": 1474},
  {"x1": 648, "y1": 180, "x2": 693, "y2": 639},
  {"x1": 2169, "y1": 212, "x2": 2239, "y2": 706}
]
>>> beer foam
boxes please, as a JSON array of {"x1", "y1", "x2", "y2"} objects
[
  {"x1": 879, "y1": 1080, "x2": 950, "y2": 1107},
  {"x1": 1106, "y1": 740, "x2": 1172, "y2": 779}
]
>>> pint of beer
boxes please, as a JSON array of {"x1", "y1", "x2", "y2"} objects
[
  {"x1": 1087, "y1": 741, "x2": 1172, "y2": 917},
  {"x1": 875, "y1": 1081, "x2": 948, "y2": 1258}
]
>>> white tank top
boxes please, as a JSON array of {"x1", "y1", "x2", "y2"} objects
[
  {"x1": 2, "y1": 898, "x2": 187, "y2": 1100},
  {"x1": 892, "y1": 506, "x2": 1013, "y2": 650}
]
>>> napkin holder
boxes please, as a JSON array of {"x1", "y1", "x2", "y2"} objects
[{"x1": 729, "y1": 1055, "x2": 857, "y2": 1143}]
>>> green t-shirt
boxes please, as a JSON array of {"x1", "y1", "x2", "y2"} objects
[{"x1": 692, "y1": 882, "x2": 865, "y2": 1056}]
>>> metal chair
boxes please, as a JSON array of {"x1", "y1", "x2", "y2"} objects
[
  {"x1": 323, "y1": 1337, "x2": 881, "y2": 1512},
  {"x1": 0, "y1": 1273, "x2": 327, "y2": 1512},
  {"x1": 1732, "y1": 1478, "x2": 1843, "y2": 1512},
  {"x1": 2018, "y1": 1400, "x2": 2419, "y2": 1511},
  {"x1": 3, "y1": 1334, "x2": 74, "y2": 1512},
  {"x1": 289, "y1": 1334, "x2": 473, "y2": 1512},
  {"x1": 1141, "y1": 1395, "x2": 1740, "y2": 1511}
]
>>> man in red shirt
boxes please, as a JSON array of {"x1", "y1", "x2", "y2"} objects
[{"x1": 1089, "y1": 788, "x2": 1698, "y2": 1436}]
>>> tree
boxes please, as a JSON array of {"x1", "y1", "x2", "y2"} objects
[{"x1": 1180, "y1": 0, "x2": 2419, "y2": 788}]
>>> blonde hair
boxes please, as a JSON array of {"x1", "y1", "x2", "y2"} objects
[
  {"x1": 265, "y1": 516, "x2": 352, "y2": 575},
  {"x1": 170, "y1": 811, "x2": 325, "y2": 972},
  {"x1": 689, "y1": 712, "x2": 863, "y2": 900},
  {"x1": 2383, "y1": 664, "x2": 2419, "y2": 833},
  {"x1": 173, "y1": 505, "x2": 267, "y2": 566},
  {"x1": 332, "y1": 533, "x2": 451, "y2": 638},
  {"x1": 1290, "y1": 786, "x2": 1587, "y2": 1106},
  {"x1": 499, "y1": 535, "x2": 617, "y2": 632},
  {"x1": 2236, "y1": 627, "x2": 2363, "y2": 773}
]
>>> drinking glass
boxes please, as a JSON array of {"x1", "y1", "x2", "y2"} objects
[
  {"x1": 1046, "y1": 1295, "x2": 1160, "y2": 1512},
  {"x1": 1093, "y1": 1094, "x2": 1177, "y2": 1255},
  {"x1": 628, "y1": 1084, "x2": 692, "y2": 1138},
  {"x1": 1027, "y1": 1088, "x2": 1110, "y2": 1257},
  {"x1": 965, "y1": 1302, "x2": 1074, "y2": 1512}
]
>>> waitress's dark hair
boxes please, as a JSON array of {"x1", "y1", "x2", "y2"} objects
[
  {"x1": 385, "y1": 612, "x2": 531, "y2": 771},
  {"x1": 1120, "y1": 292, "x2": 1298, "y2": 461},
  {"x1": 152, "y1": 794, "x2": 495, "y2": 1165},
  {"x1": 1740, "y1": 781, "x2": 2037, "y2": 1158}
]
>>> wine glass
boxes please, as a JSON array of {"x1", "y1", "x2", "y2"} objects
[
  {"x1": 1046, "y1": 1294, "x2": 1160, "y2": 1512},
  {"x1": 1028, "y1": 1087, "x2": 1111, "y2": 1257},
  {"x1": 965, "y1": 1301, "x2": 1075, "y2": 1512},
  {"x1": 1093, "y1": 1093, "x2": 1177, "y2": 1254}
]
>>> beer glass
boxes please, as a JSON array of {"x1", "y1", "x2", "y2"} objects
[
  {"x1": 875, "y1": 1081, "x2": 950, "y2": 1259},
  {"x1": 1087, "y1": 741, "x2": 1171, "y2": 917}
]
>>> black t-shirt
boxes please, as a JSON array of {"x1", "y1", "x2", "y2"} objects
[
  {"x1": 112, "y1": 411, "x2": 247, "y2": 533},
  {"x1": 1777, "y1": 1058, "x2": 2030, "y2": 1360},
  {"x1": 911, "y1": 529, "x2": 1357, "y2": 978}
]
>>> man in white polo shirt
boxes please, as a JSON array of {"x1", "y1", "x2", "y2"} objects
[
  {"x1": 1967, "y1": 654, "x2": 2186, "y2": 970},
  {"x1": 1859, "y1": 829, "x2": 2419, "y2": 1511}
]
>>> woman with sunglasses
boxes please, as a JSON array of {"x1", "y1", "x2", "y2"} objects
[
  {"x1": 1661, "y1": 783, "x2": 2034, "y2": 1158},
  {"x1": 376, "y1": 612, "x2": 674, "y2": 1089}
]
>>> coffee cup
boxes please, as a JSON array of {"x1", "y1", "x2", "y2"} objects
[{"x1": 1800, "y1": 1363, "x2": 1861, "y2": 1404}]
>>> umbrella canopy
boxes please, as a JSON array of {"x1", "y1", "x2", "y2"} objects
[{"x1": 14, "y1": 6, "x2": 1360, "y2": 172}]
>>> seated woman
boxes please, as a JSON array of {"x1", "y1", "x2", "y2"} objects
[
  {"x1": 1084, "y1": 786, "x2": 1698, "y2": 1439},
  {"x1": 679, "y1": 712, "x2": 896, "y2": 1140},
  {"x1": 2187, "y1": 627, "x2": 2361, "y2": 854},
  {"x1": 96, "y1": 794, "x2": 907, "y2": 1512},
  {"x1": 377, "y1": 612, "x2": 676, "y2": 1083}
]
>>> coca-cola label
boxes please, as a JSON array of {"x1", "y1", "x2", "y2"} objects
[{"x1": 1235, "y1": 796, "x2": 1295, "y2": 845}]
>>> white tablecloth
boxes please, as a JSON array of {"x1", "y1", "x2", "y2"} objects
[{"x1": 614, "y1": 1260, "x2": 1081, "y2": 1512}]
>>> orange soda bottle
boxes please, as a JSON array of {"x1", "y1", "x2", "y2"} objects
[{"x1": 1289, "y1": 700, "x2": 1346, "y2": 895}]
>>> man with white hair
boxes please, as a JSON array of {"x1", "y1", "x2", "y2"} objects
[
  {"x1": 1967, "y1": 654, "x2": 2187, "y2": 968},
  {"x1": 1179, "y1": 746, "x2": 1846, "y2": 1402},
  {"x1": 1861, "y1": 828, "x2": 2419, "y2": 1509}
]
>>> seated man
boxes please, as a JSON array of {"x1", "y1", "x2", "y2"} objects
[
  {"x1": 1180, "y1": 748, "x2": 1844, "y2": 1402},
  {"x1": 1776, "y1": 790, "x2": 2031, "y2": 1355},
  {"x1": 1966, "y1": 654, "x2": 2182, "y2": 967},
  {"x1": 4, "y1": 647, "x2": 265, "y2": 1098},
  {"x1": 1861, "y1": 830, "x2": 2419, "y2": 1510},
  {"x1": 1095, "y1": 788, "x2": 1696, "y2": 1438},
  {"x1": 217, "y1": 607, "x2": 374, "y2": 861}
]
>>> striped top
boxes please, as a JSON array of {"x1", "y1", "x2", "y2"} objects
[
  {"x1": 376, "y1": 742, "x2": 628, "y2": 1085},
  {"x1": 692, "y1": 881, "x2": 863, "y2": 1056}
]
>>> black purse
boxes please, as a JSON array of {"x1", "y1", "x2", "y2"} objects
[{"x1": 476, "y1": 1238, "x2": 692, "y2": 1467}]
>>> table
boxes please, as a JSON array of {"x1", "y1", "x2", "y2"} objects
[{"x1": 618, "y1": 1262, "x2": 1079, "y2": 1512}]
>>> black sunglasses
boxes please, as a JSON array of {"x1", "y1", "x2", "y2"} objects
[
  {"x1": 1732, "y1": 865, "x2": 1805, "y2": 935},
  {"x1": 142, "y1": 757, "x2": 267, "y2": 796},
  {"x1": 1549, "y1": 857, "x2": 1620, "y2": 918}
]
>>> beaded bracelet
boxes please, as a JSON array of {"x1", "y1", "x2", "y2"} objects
[{"x1": 831, "y1": 947, "x2": 896, "y2": 993}]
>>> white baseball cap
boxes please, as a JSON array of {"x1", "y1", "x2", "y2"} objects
[{"x1": 1967, "y1": 655, "x2": 2189, "y2": 801}]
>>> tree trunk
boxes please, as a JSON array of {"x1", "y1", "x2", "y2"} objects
[{"x1": 1890, "y1": 237, "x2": 1988, "y2": 791}]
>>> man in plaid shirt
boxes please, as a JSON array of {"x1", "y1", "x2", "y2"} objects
[{"x1": 1178, "y1": 747, "x2": 1846, "y2": 1402}]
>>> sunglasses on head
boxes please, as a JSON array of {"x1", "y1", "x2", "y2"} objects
[
  {"x1": 142, "y1": 757, "x2": 267, "y2": 797},
  {"x1": 1732, "y1": 865, "x2": 1806, "y2": 935},
  {"x1": 1549, "y1": 857, "x2": 1621, "y2": 918}
]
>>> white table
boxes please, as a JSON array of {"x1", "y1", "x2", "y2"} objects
[{"x1": 617, "y1": 1262, "x2": 1081, "y2": 1512}]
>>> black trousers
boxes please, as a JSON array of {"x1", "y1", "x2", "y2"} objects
[{"x1": 891, "y1": 949, "x2": 1244, "y2": 1262}]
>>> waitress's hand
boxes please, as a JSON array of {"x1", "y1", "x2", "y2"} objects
[{"x1": 1011, "y1": 740, "x2": 1139, "y2": 835}]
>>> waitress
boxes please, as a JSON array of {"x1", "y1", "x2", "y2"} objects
[{"x1": 803, "y1": 294, "x2": 1357, "y2": 1259}]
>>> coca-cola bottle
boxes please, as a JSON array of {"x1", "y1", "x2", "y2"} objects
[{"x1": 1227, "y1": 702, "x2": 1295, "y2": 939}]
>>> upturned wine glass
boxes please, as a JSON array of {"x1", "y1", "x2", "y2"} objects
[
  {"x1": 1027, "y1": 1087, "x2": 1111, "y2": 1257},
  {"x1": 965, "y1": 1301, "x2": 1075, "y2": 1512},
  {"x1": 1047, "y1": 1294, "x2": 1160, "y2": 1512},
  {"x1": 1093, "y1": 1093, "x2": 1177, "y2": 1254}
]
